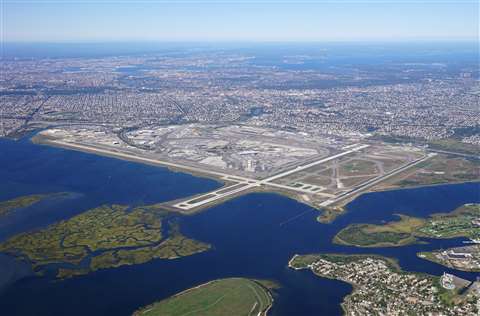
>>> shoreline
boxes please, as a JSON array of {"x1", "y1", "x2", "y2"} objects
[
  {"x1": 325, "y1": 180, "x2": 480, "y2": 223},
  {"x1": 372, "y1": 179, "x2": 480, "y2": 194},
  {"x1": 32, "y1": 135, "x2": 229, "y2": 185},
  {"x1": 332, "y1": 233, "x2": 419, "y2": 248},
  {"x1": 32, "y1": 134, "x2": 328, "y2": 216},
  {"x1": 417, "y1": 252, "x2": 480, "y2": 273},
  {"x1": 31, "y1": 134, "x2": 479, "y2": 223},
  {"x1": 285, "y1": 252, "x2": 480, "y2": 314},
  {"x1": 287, "y1": 254, "x2": 301, "y2": 270}
]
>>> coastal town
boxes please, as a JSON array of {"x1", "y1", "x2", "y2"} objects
[{"x1": 290, "y1": 254, "x2": 480, "y2": 316}]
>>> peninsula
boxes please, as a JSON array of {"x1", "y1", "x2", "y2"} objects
[{"x1": 289, "y1": 253, "x2": 479, "y2": 316}]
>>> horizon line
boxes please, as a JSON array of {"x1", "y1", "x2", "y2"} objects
[{"x1": 2, "y1": 38, "x2": 479, "y2": 44}]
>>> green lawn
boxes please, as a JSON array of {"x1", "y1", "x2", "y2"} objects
[{"x1": 133, "y1": 278, "x2": 272, "y2": 316}]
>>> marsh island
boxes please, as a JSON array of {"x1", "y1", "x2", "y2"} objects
[{"x1": 0, "y1": 200, "x2": 210, "y2": 278}]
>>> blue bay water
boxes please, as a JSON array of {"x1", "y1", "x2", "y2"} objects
[{"x1": 0, "y1": 136, "x2": 478, "y2": 316}]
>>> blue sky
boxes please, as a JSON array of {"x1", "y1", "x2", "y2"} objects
[{"x1": 2, "y1": 1, "x2": 478, "y2": 42}]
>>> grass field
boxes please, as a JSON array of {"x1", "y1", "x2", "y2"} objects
[
  {"x1": 338, "y1": 159, "x2": 378, "y2": 177},
  {"x1": 378, "y1": 154, "x2": 479, "y2": 190},
  {"x1": 428, "y1": 138, "x2": 480, "y2": 156},
  {"x1": 370, "y1": 135, "x2": 479, "y2": 156},
  {"x1": 133, "y1": 278, "x2": 273, "y2": 316},
  {"x1": 416, "y1": 203, "x2": 480, "y2": 240}
]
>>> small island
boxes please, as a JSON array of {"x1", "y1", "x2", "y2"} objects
[
  {"x1": 0, "y1": 203, "x2": 211, "y2": 279},
  {"x1": 0, "y1": 194, "x2": 51, "y2": 218},
  {"x1": 333, "y1": 203, "x2": 480, "y2": 247},
  {"x1": 132, "y1": 278, "x2": 273, "y2": 316},
  {"x1": 289, "y1": 253, "x2": 479, "y2": 316}
]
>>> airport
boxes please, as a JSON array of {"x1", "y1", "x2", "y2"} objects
[{"x1": 36, "y1": 124, "x2": 431, "y2": 214}]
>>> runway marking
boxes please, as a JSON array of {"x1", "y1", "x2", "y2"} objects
[{"x1": 174, "y1": 145, "x2": 369, "y2": 210}]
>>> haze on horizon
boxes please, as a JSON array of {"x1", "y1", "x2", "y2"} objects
[{"x1": 2, "y1": 0, "x2": 478, "y2": 43}]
